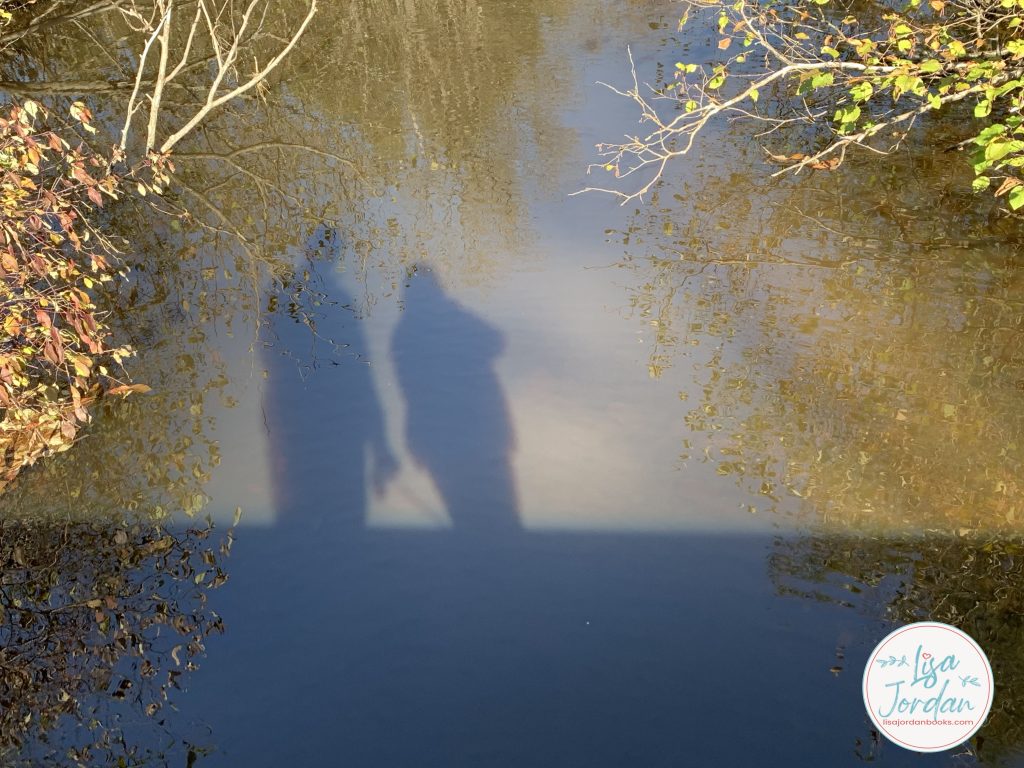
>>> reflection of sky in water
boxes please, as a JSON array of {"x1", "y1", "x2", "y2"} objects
[
  {"x1": 198, "y1": 16, "x2": 769, "y2": 534},
  {"x1": 197, "y1": 2, "x2": 1024, "y2": 540},
  {"x1": 6, "y1": 1, "x2": 1024, "y2": 764},
  {"x1": 103, "y1": 4, "x2": 1024, "y2": 767},
  {"x1": 208, "y1": 252, "x2": 757, "y2": 532}
]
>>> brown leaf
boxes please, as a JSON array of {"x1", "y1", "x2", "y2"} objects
[
  {"x1": 763, "y1": 150, "x2": 806, "y2": 164},
  {"x1": 810, "y1": 157, "x2": 842, "y2": 171},
  {"x1": 72, "y1": 166, "x2": 94, "y2": 186},
  {"x1": 42, "y1": 340, "x2": 61, "y2": 365},
  {"x1": 105, "y1": 383, "x2": 152, "y2": 396},
  {"x1": 994, "y1": 177, "x2": 1021, "y2": 197}
]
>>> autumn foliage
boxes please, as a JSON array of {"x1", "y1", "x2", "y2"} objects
[{"x1": 0, "y1": 101, "x2": 140, "y2": 491}]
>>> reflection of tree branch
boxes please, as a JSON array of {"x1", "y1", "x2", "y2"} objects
[
  {"x1": 0, "y1": 78, "x2": 150, "y2": 94},
  {"x1": 171, "y1": 176, "x2": 276, "y2": 337},
  {"x1": 175, "y1": 140, "x2": 361, "y2": 177},
  {"x1": 0, "y1": 0, "x2": 127, "y2": 48},
  {"x1": 178, "y1": 154, "x2": 291, "y2": 206},
  {"x1": 172, "y1": 177, "x2": 257, "y2": 259}
]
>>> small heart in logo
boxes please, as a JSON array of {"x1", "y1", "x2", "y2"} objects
[{"x1": 922, "y1": 652, "x2": 932, "y2": 659}]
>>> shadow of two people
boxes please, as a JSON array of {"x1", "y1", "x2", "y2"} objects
[{"x1": 262, "y1": 268, "x2": 518, "y2": 533}]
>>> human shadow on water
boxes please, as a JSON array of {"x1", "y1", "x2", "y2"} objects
[
  {"x1": 260, "y1": 272, "x2": 397, "y2": 530},
  {"x1": 197, "y1": 280, "x2": 938, "y2": 768},
  {"x1": 391, "y1": 267, "x2": 520, "y2": 532}
]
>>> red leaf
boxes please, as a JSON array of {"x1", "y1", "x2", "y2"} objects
[{"x1": 42, "y1": 339, "x2": 61, "y2": 365}]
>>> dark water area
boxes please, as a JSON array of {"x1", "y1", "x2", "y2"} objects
[
  {"x1": 2, "y1": 0, "x2": 1024, "y2": 765},
  {"x1": 192, "y1": 529, "x2": 870, "y2": 767}
]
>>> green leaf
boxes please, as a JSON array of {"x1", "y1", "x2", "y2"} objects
[
  {"x1": 974, "y1": 124, "x2": 1007, "y2": 144},
  {"x1": 835, "y1": 104, "x2": 861, "y2": 124},
  {"x1": 918, "y1": 59, "x2": 942, "y2": 74},
  {"x1": 984, "y1": 138, "x2": 1024, "y2": 162},
  {"x1": 1010, "y1": 185, "x2": 1024, "y2": 209},
  {"x1": 972, "y1": 176, "x2": 990, "y2": 192},
  {"x1": 850, "y1": 82, "x2": 874, "y2": 102},
  {"x1": 811, "y1": 71, "x2": 835, "y2": 88},
  {"x1": 995, "y1": 79, "x2": 1023, "y2": 97},
  {"x1": 894, "y1": 74, "x2": 924, "y2": 98}
]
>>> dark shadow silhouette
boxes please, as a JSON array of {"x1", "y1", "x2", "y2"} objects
[
  {"x1": 391, "y1": 267, "x2": 519, "y2": 531},
  {"x1": 261, "y1": 258, "x2": 396, "y2": 530}
]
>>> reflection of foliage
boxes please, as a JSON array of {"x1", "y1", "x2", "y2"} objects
[
  {"x1": 0, "y1": 100, "x2": 141, "y2": 491},
  {"x1": 0, "y1": 514, "x2": 232, "y2": 767},
  {"x1": 617, "y1": 143, "x2": 1024, "y2": 533},
  {"x1": 0, "y1": 79, "x2": 246, "y2": 768},
  {"x1": 0, "y1": 0, "x2": 580, "y2": 292},
  {"x1": 0, "y1": 0, "x2": 319, "y2": 489},
  {"x1": 771, "y1": 534, "x2": 1024, "y2": 762},
  {"x1": 5, "y1": 186, "x2": 243, "y2": 522},
  {"x1": 269, "y1": 0, "x2": 593, "y2": 286}
]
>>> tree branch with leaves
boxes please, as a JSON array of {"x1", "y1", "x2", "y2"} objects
[
  {"x1": 583, "y1": 0, "x2": 1024, "y2": 208},
  {"x1": 0, "y1": 0, "x2": 318, "y2": 487}
]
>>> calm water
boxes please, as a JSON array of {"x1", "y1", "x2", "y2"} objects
[{"x1": 4, "y1": 0, "x2": 1024, "y2": 765}]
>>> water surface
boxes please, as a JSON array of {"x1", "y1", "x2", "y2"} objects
[{"x1": 4, "y1": 0, "x2": 1024, "y2": 765}]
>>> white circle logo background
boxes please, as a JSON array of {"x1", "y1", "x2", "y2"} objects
[{"x1": 862, "y1": 621, "x2": 994, "y2": 753}]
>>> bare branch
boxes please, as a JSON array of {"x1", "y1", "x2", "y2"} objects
[
  {"x1": 117, "y1": 0, "x2": 318, "y2": 158},
  {"x1": 119, "y1": 3, "x2": 171, "y2": 151},
  {"x1": 145, "y1": 0, "x2": 174, "y2": 151},
  {"x1": 159, "y1": 0, "x2": 317, "y2": 154}
]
